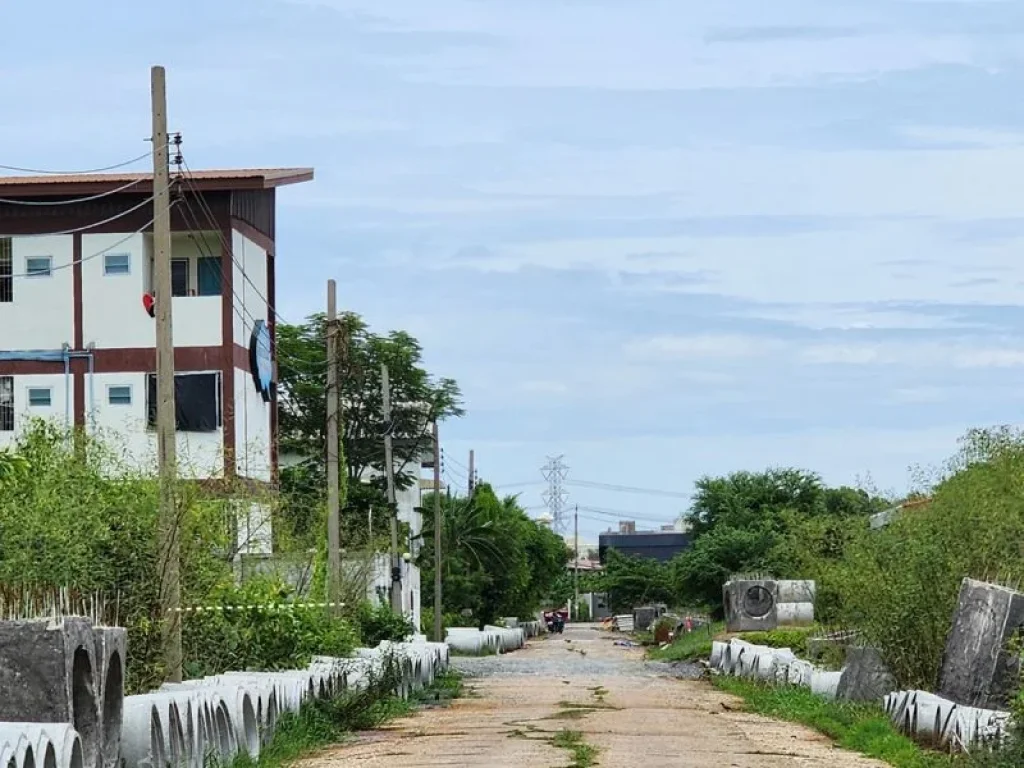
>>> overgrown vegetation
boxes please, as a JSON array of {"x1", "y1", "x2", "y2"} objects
[
  {"x1": 550, "y1": 729, "x2": 600, "y2": 768},
  {"x1": 714, "y1": 677, "x2": 955, "y2": 768},
  {"x1": 417, "y1": 483, "x2": 570, "y2": 627},
  {"x1": 647, "y1": 622, "x2": 722, "y2": 663},
  {"x1": 232, "y1": 667, "x2": 465, "y2": 768}
]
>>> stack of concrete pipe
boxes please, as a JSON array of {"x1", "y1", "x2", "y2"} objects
[
  {"x1": 445, "y1": 626, "x2": 526, "y2": 655},
  {"x1": 0, "y1": 617, "x2": 449, "y2": 768},
  {"x1": 0, "y1": 724, "x2": 84, "y2": 768},
  {"x1": 709, "y1": 638, "x2": 844, "y2": 700},
  {"x1": 883, "y1": 690, "x2": 1011, "y2": 750}
]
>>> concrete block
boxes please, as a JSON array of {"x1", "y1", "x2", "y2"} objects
[
  {"x1": 0, "y1": 619, "x2": 100, "y2": 768},
  {"x1": 837, "y1": 647, "x2": 897, "y2": 702},
  {"x1": 723, "y1": 580, "x2": 778, "y2": 632},
  {"x1": 937, "y1": 578, "x2": 1024, "y2": 710}
]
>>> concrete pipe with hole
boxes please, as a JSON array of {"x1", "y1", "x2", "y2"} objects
[{"x1": 120, "y1": 698, "x2": 167, "y2": 768}]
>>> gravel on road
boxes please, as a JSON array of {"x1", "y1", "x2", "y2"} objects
[{"x1": 301, "y1": 623, "x2": 886, "y2": 768}]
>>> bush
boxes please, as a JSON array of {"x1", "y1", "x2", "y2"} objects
[
  {"x1": 182, "y1": 578, "x2": 358, "y2": 679},
  {"x1": 354, "y1": 601, "x2": 414, "y2": 646}
]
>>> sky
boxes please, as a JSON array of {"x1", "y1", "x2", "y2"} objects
[{"x1": 4, "y1": 0, "x2": 1024, "y2": 538}]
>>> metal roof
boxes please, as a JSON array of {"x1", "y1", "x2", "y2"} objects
[{"x1": 0, "y1": 168, "x2": 314, "y2": 196}]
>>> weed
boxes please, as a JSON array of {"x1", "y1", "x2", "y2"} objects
[
  {"x1": 713, "y1": 677, "x2": 957, "y2": 768},
  {"x1": 551, "y1": 729, "x2": 600, "y2": 767},
  {"x1": 647, "y1": 622, "x2": 723, "y2": 663}
]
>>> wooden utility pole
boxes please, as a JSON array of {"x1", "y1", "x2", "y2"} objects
[
  {"x1": 468, "y1": 449, "x2": 475, "y2": 495},
  {"x1": 432, "y1": 420, "x2": 443, "y2": 643},
  {"x1": 574, "y1": 504, "x2": 580, "y2": 622},
  {"x1": 326, "y1": 280, "x2": 341, "y2": 613},
  {"x1": 381, "y1": 364, "x2": 402, "y2": 613},
  {"x1": 152, "y1": 65, "x2": 181, "y2": 683}
]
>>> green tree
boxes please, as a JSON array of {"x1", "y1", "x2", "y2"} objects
[{"x1": 276, "y1": 313, "x2": 463, "y2": 543}]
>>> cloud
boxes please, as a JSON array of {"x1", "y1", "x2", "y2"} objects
[
  {"x1": 704, "y1": 25, "x2": 872, "y2": 43},
  {"x1": 628, "y1": 333, "x2": 1024, "y2": 370}
]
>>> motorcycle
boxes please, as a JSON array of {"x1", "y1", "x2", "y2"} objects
[{"x1": 543, "y1": 609, "x2": 568, "y2": 634}]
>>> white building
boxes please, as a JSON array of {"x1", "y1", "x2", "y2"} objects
[{"x1": 0, "y1": 168, "x2": 313, "y2": 553}]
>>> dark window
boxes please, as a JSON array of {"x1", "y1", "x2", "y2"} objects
[
  {"x1": 0, "y1": 377, "x2": 12, "y2": 431},
  {"x1": 196, "y1": 257, "x2": 222, "y2": 296},
  {"x1": 171, "y1": 259, "x2": 190, "y2": 297},
  {"x1": 0, "y1": 239, "x2": 10, "y2": 302},
  {"x1": 146, "y1": 372, "x2": 221, "y2": 432}
]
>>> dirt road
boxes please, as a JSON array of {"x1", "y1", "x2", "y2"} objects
[{"x1": 304, "y1": 623, "x2": 885, "y2": 767}]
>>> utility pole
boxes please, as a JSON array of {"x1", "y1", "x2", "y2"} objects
[
  {"x1": 381, "y1": 364, "x2": 402, "y2": 613},
  {"x1": 468, "y1": 449, "x2": 475, "y2": 495},
  {"x1": 325, "y1": 280, "x2": 341, "y2": 614},
  {"x1": 152, "y1": 65, "x2": 181, "y2": 683},
  {"x1": 574, "y1": 504, "x2": 580, "y2": 623},
  {"x1": 432, "y1": 420, "x2": 443, "y2": 643}
]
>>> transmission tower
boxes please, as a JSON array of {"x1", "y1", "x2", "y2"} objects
[{"x1": 541, "y1": 455, "x2": 570, "y2": 535}]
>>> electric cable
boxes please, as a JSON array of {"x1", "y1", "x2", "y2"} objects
[
  {"x1": 0, "y1": 151, "x2": 153, "y2": 175},
  {"x1": 0, "y1": 178, "x2": 146, "y2": 205}
]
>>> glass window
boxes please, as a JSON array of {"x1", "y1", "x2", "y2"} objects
[
  {"x1": 26, "y1": 256, "x2": 52, "y2": 277},
  {"x1": 104, "y1": 253, "x2": 131, "y2": 276},
  {"x1": 108, "y1": 385, "x2": 132, "y2": 406},
  {"x1": 0, "y1": 377, "x2": 12, "y2": 430},
  {"x1": 197, "y1": 257, "x2": 222, "y2": 296},
  {"x1": 0, "y1": 238, "x2": 12, "y2": 302},
  {"x1": 27, "y1": 387, "x2": 51, "y2": 407},
  {"x1": 171, "y1": 259, "x2": 189, "y2": 297}
]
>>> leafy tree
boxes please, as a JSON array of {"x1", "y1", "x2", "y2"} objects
[
  {"x1": 276, "y1": 313, "x2": 463, "y2": 543},
  {"x1": 600, "y1": 549, "x2": 675, "y2": 613},
  {"x1": 417, "y1": 482, "x2": 570, "y2": 626}
]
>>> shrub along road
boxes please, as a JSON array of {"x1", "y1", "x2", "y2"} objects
[{"x1": 302, "y1": 624, "x2": 885, "y2": 767}]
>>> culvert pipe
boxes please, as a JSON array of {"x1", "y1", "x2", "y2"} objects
[
  {"x1": 809, "y1": 670, "x2": 842, "y2": 700},
  {"x1": 120, "y1": 698, "x2": 166, "y2": 768}
]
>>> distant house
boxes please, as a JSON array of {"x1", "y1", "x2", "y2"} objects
[
  {"x1": 598, "y1": 520, "x2": 691, "y2": 564},
  {"x1": 869, "y1": 497, "x2": 933, "y2": 530}
]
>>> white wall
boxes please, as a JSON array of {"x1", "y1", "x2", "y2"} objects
[
  {"x1": 232, "y1": 231, "x2": 268, "y2": 352},
  {"x1": 88, "y1": 371, "x2": 225, "y2": 478},
  {"x1": 0, "y1": 373, "x2": 73, "y2": 450},
  {"x1": 81, "y1": 232, "x2": 222, "y2": 349},
  {"x1": 233, "y1": 368, "x2": 272, "y2": 481},
  {"x1": 0, "y1": 236, "x2": 74, "y2": 350}
]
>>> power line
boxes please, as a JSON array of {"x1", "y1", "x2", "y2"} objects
[
  {"x1": 16, "y1": 195, "x2": 156, "y2": 238},
  {"x1": 6, "y1": 211, "x2": 164, "y2": 277},
  {"x1": 567, "y1": 479, "x2": 690, "y2": 499},
  {"x1": 577, "y1": 505, "x2": 678, "y2": 526},
  {"x1": 0, "y1": 151, "x2": 153, "y2": 175},
  {"x1": 0, "y1": 178, "x2": 145, "y2": 205}
]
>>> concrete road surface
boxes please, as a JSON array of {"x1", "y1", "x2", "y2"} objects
[{"x1": 301, "y1": 623, "x2": 885, "y2": 767}]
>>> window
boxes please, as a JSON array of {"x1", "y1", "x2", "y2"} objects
[
  {"x1": 25, "y1": 256, "x2": 52, "y2": 278},
  {"x1": 171, "y1": 259, "x2": 190, "y2": 297},
  {"x1": 146, "y1": 372, "x2": 221, "y2": 432},
  {"x1": 27, "y1": 387, "x2": 51, "y2": 407},
  {"x1": 0, "y1": 238, "x2": 11, "y2": 302},
  {"x1": 108, "y1": 385, "x2": 132, "y2": 406},
  {"x1": 104, "y1": 253, "x2": 131, "y2": 276},
  {"x1": 196, "y1": 257, "x2": 222, "y2": 296},
  {"x1": 0, "y1": 377, "x2": 11, "y2": 431}
]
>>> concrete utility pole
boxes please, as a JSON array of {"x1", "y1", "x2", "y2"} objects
[
  {"x1": 574, "y1": 504, "x2": 580, "y2": 622},
  {"x1": 381, "y1": 364, "x2": 402, "y2": 613},
  {"x1": 432, "y1": 420, "x2": 443, "y2": 643},
  {"x1": 326, "y1": 280, "x2": 341, "y2": 614},
  {"x1": 152, "y1": 65, "x2": 182, "y2": 683},
  {"x1": 468, "y1": 449, "x2": 475, "y2": 495}
]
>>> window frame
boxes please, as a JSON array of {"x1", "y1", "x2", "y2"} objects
[
  {"x1": 0, "y1": 238, "x2": 12, "y2": 303},
  {"x1": 107, "y1": 384, "x2": 133, "y2": 406},
  {"x1": 26, "y1": 387, "x2": 52, "y2": 408},
  {"x1": 103, "y1": 252, "x2": 132, "y2": 277},
  {"x1": 145, "y1": 371, "x2": 222, "y2": 432},
  {"x1": 0, "y1": 376, "x2": 12, "y2": 431},
  {"x1": 25, "y1": 255, "x2": 53, "y2": 278},
  {"x1": 171, "y1": 258, "x2": 190, "y2": 297}
]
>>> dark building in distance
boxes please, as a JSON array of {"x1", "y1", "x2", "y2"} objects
[{"x1": 598, "y1": 521, "x2": 691, "y2": 564}]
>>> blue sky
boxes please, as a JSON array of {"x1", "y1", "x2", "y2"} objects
[{"x1": 5, "y1": 0, "x2": 1024, "y2": 537}]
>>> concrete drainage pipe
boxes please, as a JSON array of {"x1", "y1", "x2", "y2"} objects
[
  {"x1": 120, "y1": 698, "x2": 167, "y2": 768},
  {"x1": 809, "y1": 670, "x2": 842, "y2": 700}
]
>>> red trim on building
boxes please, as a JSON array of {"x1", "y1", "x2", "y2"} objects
[
  {"x1": 71, "y1": 233, "x2": 85, "y2": 427},
  {"x1": 267, "y1": 247, "x2": 278, "y2": 481},
  {"x1": 231, "y1": 217, "x2": 274, "y2": 254},
  {"x1": 0, "y1": 345, "x2": 255, "y2": 376},
  {"x1": 220, "y1": 224, "x2": 237, "y2": 477}
]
